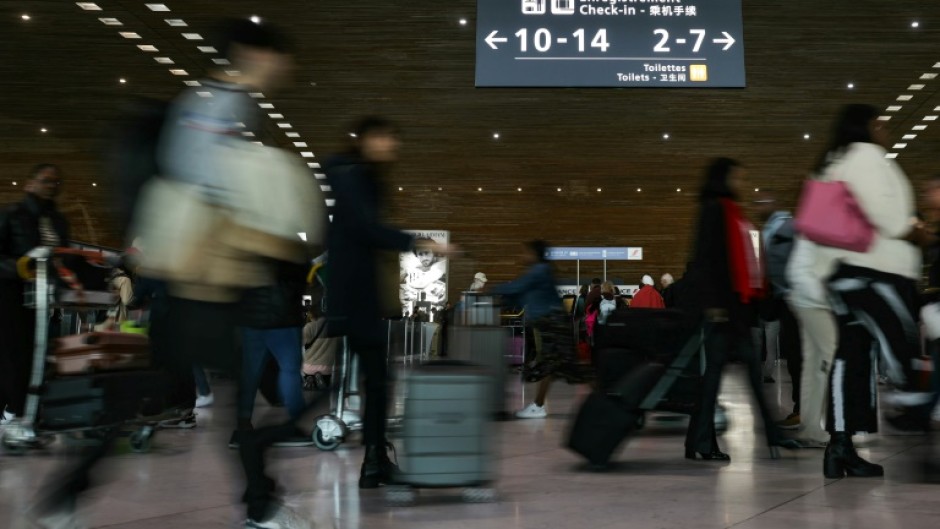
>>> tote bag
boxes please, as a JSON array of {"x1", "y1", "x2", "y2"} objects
[{"x1": 794, "y1": 179, "x2": 874, "y2": 252}]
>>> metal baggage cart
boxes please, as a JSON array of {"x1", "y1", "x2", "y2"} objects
[{"x1": 1, "y1": 250, "x2": 157, "y2": 454}]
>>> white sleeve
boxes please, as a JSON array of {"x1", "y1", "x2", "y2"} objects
[{"x1": 839, "y1": 149, "x2": 912, "y2": 239}]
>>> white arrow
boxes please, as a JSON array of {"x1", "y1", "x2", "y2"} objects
[
  {"x1": 485, "y1": 30, "x2": 508, "y2": 50},
  {"x1": 712, "y1": 31, "x2": 735, "y2": 51}
]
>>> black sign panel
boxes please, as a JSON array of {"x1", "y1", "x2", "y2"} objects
[{"x1": 475, "y1": 0, "x2": 745, "y2": 88}]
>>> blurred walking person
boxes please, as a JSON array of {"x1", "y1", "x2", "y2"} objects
[{"x1": 324, "y1": 117, "x2": 453, "y2": 488}]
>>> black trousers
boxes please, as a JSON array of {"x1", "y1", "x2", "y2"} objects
[
  {"x1": 348, "y1": 321, "x2": 390, "y2": 446},
  {"x1": 0, "y1": 297, "x2": 34, "y2": 417},
  {"x1": 686, "y1": 315, "x2": 779, "y2": 453},
  {"x1": 778, "y1": 303, "x2": 802, "y2": 413},
  {"x1": 826, "y1": 322, "x2": 878, "y2": 434}
]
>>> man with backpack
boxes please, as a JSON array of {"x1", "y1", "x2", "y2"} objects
[{"x1": 754, "y1": 190, "x2": 803, "y2": 431}]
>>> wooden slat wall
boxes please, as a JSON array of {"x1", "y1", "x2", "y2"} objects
[{"x1": 2, "y1": 0, "x2": 940, "y2": 295}]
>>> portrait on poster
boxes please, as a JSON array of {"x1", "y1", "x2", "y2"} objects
[{"x1": 399, "y1": 230, "x2": 449, "y2": 316}]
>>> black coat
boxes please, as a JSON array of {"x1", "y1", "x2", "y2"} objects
[
  {"x1": 323, "y1": 154, "x2": 414, "y2": 344},
  {"x1": 238, "y1": 261, "x2": 307, "y2": 329}
]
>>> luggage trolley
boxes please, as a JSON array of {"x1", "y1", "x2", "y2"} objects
[
  {"x1": 312, "y1": 336, "x2": 363, "y2": 450},
  {"x1": 1, "y1": 250, "x2": 157, "y2": 454}
]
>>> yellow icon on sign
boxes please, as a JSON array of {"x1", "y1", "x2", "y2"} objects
[{"x1": 690, "y1": 65, "x2": 708, "y2": 82}]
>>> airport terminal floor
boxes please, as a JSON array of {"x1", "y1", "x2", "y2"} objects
[{"x1": 1, "y1": 364, "x2": 935, "y2": 529}]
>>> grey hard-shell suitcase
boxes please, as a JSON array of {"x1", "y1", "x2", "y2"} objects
[
  {"x1": 387, "y1": 362, "x2": 497, "y2": 504},
  {"x1": 447, "y1": 326, "x2": 508, "y2": 417}
]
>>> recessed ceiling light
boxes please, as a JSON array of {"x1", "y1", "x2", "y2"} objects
[
  {"x1": 459, "y1": 18, "x2": 468, "y2": 26},
  {"x1": 398, "y1": 187, "x2": 403, "y2": 191},
  {"x1": 597, "y1": 188, "x2": 602, "y2": 192},
  {"x1": 21, "y1": 14, "x2": 31, "y2": 21},
  {"x1": 119, "y1": 32, "x2": 142, "y2": 39},
  {"x1": 197, "y1": 46, "x2": 218, "y2": 53},
  {"x1": 636, "y1": 188, "x2": 642, "y2": 192},
  {"x1": 183, "y1": 80, "x2": 201, "y2": 86},
  {"x1": 212, "y1": 58, "x2": 231, "y2": 65},
  {"x1": 285, "y1": 132, "x2": 300, "y2": 138},
  {"x1": 877, "y1": 116, "x2": 891, "y2": 121},
  {"x1": 893, "y1": 143, "x2": 908, "y2": 149},
  {"x1": 887, "y1": 105, "x2": 902, "y2": 112},
  {"x1": 137, "y1": 44, "x2": 158, "y2": 52},
  {"x1": 847, "y1": 82, "x2": 855, "y2": 89},
  {"x1": 165, "y1": 19, "x2": 187, "y2": 27},
  {"x1": 922, "y1": 73, "x2": 938, "y2": 80},
  {"x1": 478, "y1": 187, "x2": 483, "y2": 191},
  {"x1": 803, "y1": 133, "x2": 811, "y2": 140},
  {"x1": 169, "y1": 69, "x2": 188, "y2": 76},
  {"x1": 278, "y1": 123, "x2": 293, "y2": 129},
  {"x1": 76, "y1": 3, "x2": 102, "y2": 11},
  {"x1": 300, "y1": 152, "x2": 314, "y2": 158},
  {"x1": 196, "y1": 91, "x2": 213, "y2": 98},
  {"x1": 438, "y1": 187, "x2": 443, "y2": 191},
  {"x1": 755, "y1": 187, "x2": 760, "y2": 192},
  {"x1": 925, "y1": 115, "x2": 939, "y2": 121},
  {"x1": 898, "y1": 95, "x2": 913, "y2": 101},
  {"x1": 250, "y1": 15, "x2": 262, "y2": 24},
  {"x1": 293, "y1": 142, "x2": 308, "y2": 148},
  {"x1": 517, "y1": 187, "x2": 522, "y2": 192},
  {"x1": 325, "y1": 199, "x2": 336, "y2": 207},
  {"x1": 662, "y1": 133, "x2": 670, "y2": 140},
  {"x1": 913, "y1": 125, "x2": 928, "y2": 131},
  {"x1": 249, "y1": 92, "x2": 265, "y2": 98},
  {"x1": 12, "y1": 182, "x2": 17, "y2": 186},
  {"x1": 902, "y1": 134, "x2": 917, "y2": 140},
  {"x1": 119, "y1": 78, "x2": 126, "y2": 84},
  {"x1": 258, "y1": 103, "x2": 274, "y2": 109},
  {"x1": 268, "y1": 113, "x2": 284, "y2": 119},
  {"x1": 310, "y1": 163, "x2": 321, "y2": 168},
  {"x1": 40, "y1": 128, "x2": 47, "y2": 133},
  {"x1": 912, "y1": 21, "x2": 921, "y2": 28},
  {"x1": 886, "y1": 153, "x2": 899, "y2": 159},
  {"x1": 181, "y1": 33, "x2": 203, "y2": 40},
  {"x1": 224, "y1": 70, "x2": 242, "y2": 77},
  {"x1": 154, "y1": 57, "x2": 174, "y2": 64},
  {"x1": 492, "y1": 132, "x2": 500, "y2": 140},
  {"x1": 557, "y1": 187, "x2": 562, "y2": 192},
  {"x1": 242, "y1": 132, "x2": 255, "y2": 137},
  {"x1": 92, "y1": 182, "x2": 97, "y2": 187},
  {"x1": 145, "y1": 3, "x2": 170, "y2": 11},
  {"x1": 676, "y1": 188, "x2": 682, "y2": 192},
  {"x1": 909, "y1": 84, "x2": 926, "y2": 91}
]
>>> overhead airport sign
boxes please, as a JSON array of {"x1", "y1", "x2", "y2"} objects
[
  {"x1": 545, "y1": 247, "x2": 643, "y2": 260},
  {"x1": 476, "y1": 0, "x2": 745, "y2": 87}
]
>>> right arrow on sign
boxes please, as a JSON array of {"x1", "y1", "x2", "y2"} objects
[
  {"x1": 712, "y1": 32, "x2": 735, "y2": 51},
  {"x1": 485, "y1": 30, "x2": 508, "y2": 50}
]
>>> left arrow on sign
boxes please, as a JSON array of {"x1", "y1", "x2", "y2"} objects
[
  {"x1": 712, "y1": 31, "x2": 735, "y2": 51},
  {"x1": 485, "y1": 30, "x2": 508, "y2": 50}
]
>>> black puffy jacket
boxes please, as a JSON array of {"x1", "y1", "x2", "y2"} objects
[
  {"x1": 0, "y1": 194, "x2": 70, "y2": 284},
  {"x1": 237, "y1": 261, "x2": 307, "y2": 329}
]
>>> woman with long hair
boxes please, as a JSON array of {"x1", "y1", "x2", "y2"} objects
[
  {"x1": 806, "y1": 104, "x2": 931, "y2": 478},
  {"x1": 684, "y1": 158, "x2": 790, "y2": 461}
]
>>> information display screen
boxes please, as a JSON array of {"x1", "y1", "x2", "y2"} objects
[{"x1": 475, "y1": 0, "x2": 745, "y2": 88}]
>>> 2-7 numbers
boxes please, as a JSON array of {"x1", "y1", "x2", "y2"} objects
[{"x1": 514, "y1": 28, "x2": 610, "y2": 53}]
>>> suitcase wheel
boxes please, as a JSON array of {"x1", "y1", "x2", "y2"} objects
[
  {"x1": 462, "y1": 487, "x2": 497, "y2": 503},
  {"x1": 385, "y1": 485, "x2": 416, "y2": 506}
]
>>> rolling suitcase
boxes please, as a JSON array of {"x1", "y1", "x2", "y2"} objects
[
  {"x1": 447, "y1": 326, "x2": 509, "y2": 417},
  {"x1": 41, "y1": 371, "x2": 168, "y2": 430},
  {"x1": 387, "y1": 362, "x2": 497, "y2": 504}
]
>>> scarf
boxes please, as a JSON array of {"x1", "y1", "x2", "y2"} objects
[{"x1": 720, "y1": 198, "x2": 765, "y2": 303}]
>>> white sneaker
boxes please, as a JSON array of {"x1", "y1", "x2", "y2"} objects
[
  {"x1": 515, "y1": 403, "x2": 547, "y2": 419},
  {"x1": 194, "y1": 393, "x2": 214, "y2": 408},
  {"x1": 1, "y1": 408, "x2": 14, "y2": 425},
  {"x1": 245, "y1": 504, "x2": 314, "y2": 529},
  {"x1": 14, "y1": 506, "x2": 86, "y2": 529}
]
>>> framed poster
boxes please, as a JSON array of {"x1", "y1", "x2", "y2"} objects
[{"x1": 400, "y1": 230, "x2": 450, "y2": 317}]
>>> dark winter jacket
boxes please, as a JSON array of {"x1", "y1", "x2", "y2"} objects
[
  {"x1": 0, "y1": 193, "x2": 69, "y2": 294},
  {"x1": 238, "y1": 261, "x2": 307, "y2": 329},
  {"x1": 323, "y1": 154, "x2": 414, "y2": 344}
]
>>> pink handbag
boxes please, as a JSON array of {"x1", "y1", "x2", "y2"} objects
[{"x1": 794, "y1": 179, "x2": 874, "y2": 252}]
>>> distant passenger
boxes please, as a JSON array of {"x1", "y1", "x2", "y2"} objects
[{"x1": 630, "y1": 275, "x2": 665, "y2": 309}]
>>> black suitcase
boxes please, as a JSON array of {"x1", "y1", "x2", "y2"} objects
[
  {"x1": 41, "y1": 371, "x2": 168, "y2": 430},
  {"x1": 594, "y1": 309, "x2": 692, "y2": 362}
]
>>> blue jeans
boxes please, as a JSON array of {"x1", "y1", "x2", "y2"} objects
[
  {"x1": 238, "y1": 327, "x2": 306, "y2": 421},
  {"x1": 193, "y1": 365, "x2": 212, "y2": 397}
]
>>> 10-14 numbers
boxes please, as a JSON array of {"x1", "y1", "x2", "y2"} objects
[{"x1": 514, "y1": 28, "x2": 610, "y2": 53}]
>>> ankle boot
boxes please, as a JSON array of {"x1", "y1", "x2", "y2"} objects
[
  {"x1": 359, "y1": 443, "x2": 399, "y2": 489},
  {"x1": 824, "y1": 433, "x2": 884, "y2": 479}
]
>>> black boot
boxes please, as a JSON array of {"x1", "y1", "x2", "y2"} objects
[
  {"x1": 359, "y1": 443, "x2": 399, "y2": 489},
  {"x1": 824, "y1": 433, "x2": 884, "y2": 479}
]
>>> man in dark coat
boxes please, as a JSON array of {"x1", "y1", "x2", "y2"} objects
[
  {"x1": 0, "y1": 164, "x2": 69, "y2": 421},
  {"x1": 325, "y1": 116, "x2": 450, "y2": 489}
]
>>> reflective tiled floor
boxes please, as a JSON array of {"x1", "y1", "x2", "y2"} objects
[{"x1": 1, "y1": 363, "x2": 937, "y2": 529}]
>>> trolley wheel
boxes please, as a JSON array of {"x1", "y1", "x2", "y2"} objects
[
  {"x1": 313, "y1": 416, "x2": 345, "y2": 451},
  {"x1": 386, "y1": 485, "x2": 416, "y2": 506},
  {"x1": 462, "y1": 487, "x2": 497, "y2": 503},
  {"x1": 129, "y1": 428, "x2": 153, "y2": 453}
]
